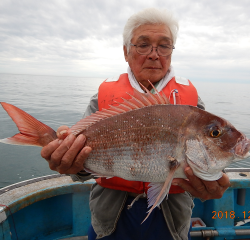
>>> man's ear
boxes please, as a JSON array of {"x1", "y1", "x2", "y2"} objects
[{"x1": 123, "y1": 45, "x2": 128, "y2": 62}]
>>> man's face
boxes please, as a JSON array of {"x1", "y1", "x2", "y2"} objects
[{"x1": 124, "y1": 24, "x2": 173, "y2": 88}]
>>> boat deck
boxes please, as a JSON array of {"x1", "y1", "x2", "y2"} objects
[{"x1": 1, "y1": 170, "x2": 250, "y2": 239}]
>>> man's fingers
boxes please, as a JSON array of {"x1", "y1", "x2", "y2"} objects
[
  {"x1": 57, "y1": 125, "x2": 70, "y2": 139},
  {"x1": 197, "y1": 172, "x2": 230, "y2": 194},
  {"x1": 217, "y1": 173, "x2": 231, "y2": 188},
  {"x1": 41, "y1": 139, "x2": 61, "y2": 160},
  {"x1": 202, "y1": 173, "x2": 230, "y2": 198},
  {"x1": 66, "y1": 146, "x2": 92, "y2": 174},
  {"x1": 42, "y1": 134, "x2": 77, "y2": 171},
  {"x1": 41, "y1": 130, "x2": 91, "y2": 174},
  {"x1": 184, "y1": 167, "x2": 207, "y2": 193},
  {"x1": 201, "y1": 180, "x2": 220, "y2": 196},
  {"x1": 50, "y1": 134, "x2": 76, "y2": 166},
  {"x1": 172, "y1": 167, "x2": 231, "y2": 200},
  {"x1": 172, "y1": 178, "x2": 193, "y2": 193},
  {"x1": 184, "y1": 167, "x2": 224, "y2": 199},
  {"x1": 172, "y1": 177, "x2": 207, "y2": 199},
  {"x1": 56, "y1": 134, "x2": 87, "y2": 173}
]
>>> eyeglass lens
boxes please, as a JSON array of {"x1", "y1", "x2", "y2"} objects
[{"x1": 136, "y1": 44, "x2": 173, "y2": 56}]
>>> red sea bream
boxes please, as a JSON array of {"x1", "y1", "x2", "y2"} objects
[{"x1": 1, "y1": 87, "x2": 250, "y2": 221}]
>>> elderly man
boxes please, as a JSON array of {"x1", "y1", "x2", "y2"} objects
[{"x1": 41, "y1": 8, "x2": 230, "y2": 240}]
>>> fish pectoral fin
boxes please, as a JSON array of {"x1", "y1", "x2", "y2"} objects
[{"x1": 142, "y1": 160, "x2": 179, "y2": 224}]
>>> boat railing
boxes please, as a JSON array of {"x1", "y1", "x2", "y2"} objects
[{"x1": 1, "y1": 169, "x2": 250, "y2": 239}]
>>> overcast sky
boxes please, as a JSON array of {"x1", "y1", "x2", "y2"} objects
[{"x1": 0, "y1": 0, "x2": 249, "y2": 83}]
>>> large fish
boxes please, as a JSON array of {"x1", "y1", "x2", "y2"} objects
[{"x1": 1, "y1": 86, "x2": 250, "y2": 222}]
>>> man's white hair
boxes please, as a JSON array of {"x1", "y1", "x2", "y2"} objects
[{"x1": 123, "y1": 8, "x2": 179, "y2": 53}]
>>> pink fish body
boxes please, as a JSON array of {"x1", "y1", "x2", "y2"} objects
[
  {"x1": 1, "y1": 87, "x2": 250, "y2": 222},
  {"x1": 82, "y1": 103, "x2": 249, "y2": 182}
]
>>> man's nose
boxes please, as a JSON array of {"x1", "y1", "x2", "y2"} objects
[{"x1": 147, "y1": 47, "x2": 159, "y2": 60}]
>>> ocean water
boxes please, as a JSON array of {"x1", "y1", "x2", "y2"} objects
[{"x1": 0, "y1": 73, "x2": 249, "y2": 188}]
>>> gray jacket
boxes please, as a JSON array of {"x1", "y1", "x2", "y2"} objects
[{"x1": 71, "y1": 93, "x2": 205, "y2": 240}]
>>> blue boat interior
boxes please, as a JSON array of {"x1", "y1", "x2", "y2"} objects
[{"x1": 1, "y1": 170, "x2": 250, "y2": 240}]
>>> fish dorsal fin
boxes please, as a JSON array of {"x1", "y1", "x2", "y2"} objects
[
  {"x1": 139, "y1": 81, "x2": 170, "y2": 105},
  {"x1": 70, "y1": 82, "x2": 171, "y2": 135}
]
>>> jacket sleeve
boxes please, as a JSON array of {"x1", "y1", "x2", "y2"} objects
[
  {"x1": 70, "y1": 93, "x2": 99, "y2": 182},
  {"x1": 197, "y1": 96, "x2": 205, "y2": 110},
  {"x1": 82, "y1": 93, "x2": 99, "y2": 118}
]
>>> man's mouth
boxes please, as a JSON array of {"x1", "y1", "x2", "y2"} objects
[{"x1": 145, "y1": 67, "x2": 160, "y2": 69}]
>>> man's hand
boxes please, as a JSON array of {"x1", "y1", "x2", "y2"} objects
[
  {"x1": 41, "y1": 126, "x2": 92, "y2": 174},
  {"x1": 172, "y1": 167, "x2": 230, "y2": 200}
]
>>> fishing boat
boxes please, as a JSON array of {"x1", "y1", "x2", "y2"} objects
[{"x1": 1, "y1": 169, "x2": 250, "y2": 240}]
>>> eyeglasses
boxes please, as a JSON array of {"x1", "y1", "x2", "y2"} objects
[{"x1": 130, "y1": 43, "x2": 175, "y2": 56}]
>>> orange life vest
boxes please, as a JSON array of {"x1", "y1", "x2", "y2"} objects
[{"x1": 96, "y1": 73, "x2": 198, "y2": 194}]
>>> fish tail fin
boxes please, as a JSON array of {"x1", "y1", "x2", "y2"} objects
[{"x1": 0, "y1": 102, "x2": 57, "y2": 147}]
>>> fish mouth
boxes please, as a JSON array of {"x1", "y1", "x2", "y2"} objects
[{"x1": 233, "y1": 136, "x2": 250, "y2": 159}]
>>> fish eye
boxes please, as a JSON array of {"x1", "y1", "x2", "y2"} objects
[{"x1": 210, "y1": 129, "x2": 222, "y2": 138}]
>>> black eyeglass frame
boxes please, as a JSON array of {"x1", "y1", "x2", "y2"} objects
[{"x1": 130, "y1": 43, "x2": 175, "y2": 56}]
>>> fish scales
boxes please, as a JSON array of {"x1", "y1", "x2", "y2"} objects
[{"x1": 83, "y1": 104, "x2": 192, "y2": 182}]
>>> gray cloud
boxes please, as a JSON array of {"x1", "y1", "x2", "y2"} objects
[
  {"x1": 0, "y1": 0, "x2": 127, "y2": 39},
  {"x1": 0, "y1": 0, "x2": 249, "y2": 82}
]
